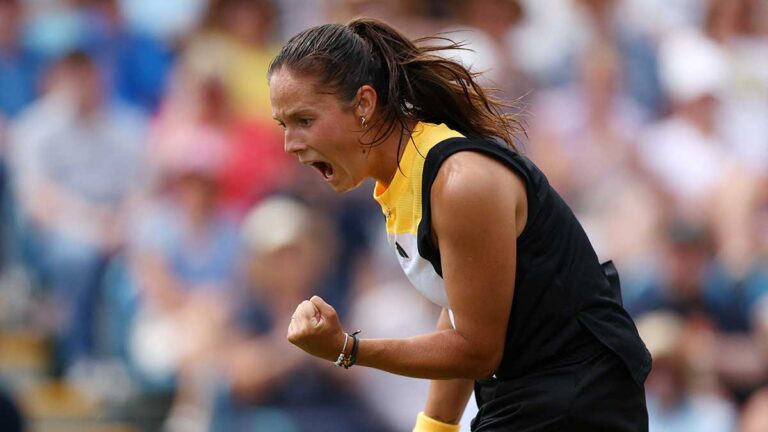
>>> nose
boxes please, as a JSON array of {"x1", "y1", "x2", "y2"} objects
[{"x1": 283, "y1": 129, "x2": 306, "y2": 155}]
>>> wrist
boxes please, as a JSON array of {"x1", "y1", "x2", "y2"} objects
[
  {"x1": 423, "y1": 410, "x2": 460, "y2": 426},
  {"x1": 333, "y1": 330, "x2": 361, "y2": 369},
  {"x1": 332, "y1": 332, "x2": 350, "y2": 362},
  {"x1": 413, "y1": 412, "x2": 460, "y2": 432}
]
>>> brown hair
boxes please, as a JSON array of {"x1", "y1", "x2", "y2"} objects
[{"x1": 268, "y1": 17, "x2": 523, "y2": 153}]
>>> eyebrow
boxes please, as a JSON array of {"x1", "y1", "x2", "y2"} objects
[{"x1": 273, "y1": 107, "x2": 317, "y2": 121}]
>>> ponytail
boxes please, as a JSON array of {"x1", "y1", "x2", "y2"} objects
[{"x1": 269, "y1": 17, "x2": 523, "y2": 152}]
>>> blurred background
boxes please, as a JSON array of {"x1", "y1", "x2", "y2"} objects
[{"x1": 0, "y1": 0, "x2": 765, "y2": 431}]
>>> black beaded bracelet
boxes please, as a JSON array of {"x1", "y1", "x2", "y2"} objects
[
  {"x1": 334, "y1": 330, "x2": 362, "y2": 369},
  {"x1": 347, "y1": 330, "x2": 361, "y2": 368}
]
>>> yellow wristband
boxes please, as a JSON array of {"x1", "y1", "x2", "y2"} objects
[{"x1": 413, "y1": 412, "x2": 460, "y2": 432}]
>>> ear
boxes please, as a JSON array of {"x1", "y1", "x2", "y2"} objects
[{"x1": 354, "y1": 84, "x2": 377, "y2": 119}]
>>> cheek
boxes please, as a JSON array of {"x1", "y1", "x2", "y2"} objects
[
  {"x1": 313, "y1": 119, "x2": 359, "y2": 156},
  {"x1": 309, "y1": 121, "x2": 337, "y2": 143}
]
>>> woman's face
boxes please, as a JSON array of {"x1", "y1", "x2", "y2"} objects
[{"x1": 269, "y1": 68, "x2": 372, "y2": 193}]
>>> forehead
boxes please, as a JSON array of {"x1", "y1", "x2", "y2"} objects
[{"x1": 269, "y1": 68, "x2": 340, "y2": 116}]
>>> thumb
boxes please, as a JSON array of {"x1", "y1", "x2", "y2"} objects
[{"x1": 309, "y1": 295, "x2": 336, "y2": 326}]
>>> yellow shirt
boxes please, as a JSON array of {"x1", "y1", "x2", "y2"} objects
[{"x1": 373, "y1": 122, "x2": 464, "y2": 308}]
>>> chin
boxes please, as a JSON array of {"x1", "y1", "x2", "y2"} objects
[
  {"x1": 330, "y1": 182, "x2": 356, "y2": 194},
  {"x1": 329, "y1": 176, "x2": 363, "y2": 194}
]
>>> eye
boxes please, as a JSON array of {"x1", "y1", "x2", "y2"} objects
[{"x1": 298, "y1": 118, "x2": 313, "y2": 127}]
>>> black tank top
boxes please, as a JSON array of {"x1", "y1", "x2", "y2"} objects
[{"x1": 418, "y1": 137, "x2": 652, "y2": 385}]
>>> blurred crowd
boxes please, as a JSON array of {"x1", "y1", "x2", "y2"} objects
[{"x1": 0, "y1": 0, "x2": 765, "y2": 431}]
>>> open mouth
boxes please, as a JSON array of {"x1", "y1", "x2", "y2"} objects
[{"x1": 309, "y1": 161, "x2": 334, "y2": 180}]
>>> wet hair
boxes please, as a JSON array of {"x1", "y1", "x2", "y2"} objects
[{"x1": 268, "y1": 17, "x2": 523, "y2": 153}]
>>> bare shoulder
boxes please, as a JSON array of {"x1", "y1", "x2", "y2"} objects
[{"x1": 431, "y1": 151, "x2": 527, "y2": 212}]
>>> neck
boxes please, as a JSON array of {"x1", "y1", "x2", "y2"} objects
[{"x1": 367, "y1": 120, "x2": 418, "y2": 187}]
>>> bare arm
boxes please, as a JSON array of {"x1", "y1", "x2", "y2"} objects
[
  {"x1": 288, "y1": 151, "x2": 527, "y2": 380},
  {"x1": 423, "y1": 308, "x2": 474, "y2": 424},
  {"x1": 133, "y1": 254, "x2": 186, "y2": 311}
]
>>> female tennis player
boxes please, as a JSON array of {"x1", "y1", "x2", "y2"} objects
[{"x1": 270, "y1": 17, "x2": 651, "y2": 432}]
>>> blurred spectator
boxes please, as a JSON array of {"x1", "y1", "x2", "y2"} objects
[
  {"x1": 150, "y1": 61, "x2": 292, "y2": 214},
  {"x1": 500, "y1": 0, "x2": 663, "y2": 111},
  {"x1": 118, "y1": 0, "x2": 208, "y2": 43},
  {"x1": 218, "y1": 118, "x2": 293, "y2": 212},
  {"x1": 74, "y1": 0, "x2": 182, "y2": 114},
  {"x1": 438, "y1": 0, "x2": 532, "y2": 101},
  {"x1": 80, "y1": 0, "x2": 180, "y2": 114},
  {"x1": 637, "y1": 312, "x2": 739, "y2": 432},
  {"x1": 637, "y1": 29, "x2": 747, "y2": 224},
  {"x1": 618, "y1": 0, "x2": 704, "y2": 38},
  {"x1": 21, "y1": 0, "x2": 181, "y2": 114},
  {"x1": 0, "y1": 0, "x2": 43, "y2": 118},
  {"x1": 148, "y1": 68, "x2": 232, "y2": 183},
  {"x1": 184, "y1": 0, "x2": 280, "y2": 123},
  {"x1": 7, "y1": 50, "x2": 146, "y2": 371},
  {"x1": 128, "y1": 109, "x2": 241, "y2": 386},
  {"x1": 159, "y1": 197, "x2": 384, "y2": 432},
  {"x1": 637, "y1": 26, "x2": 765, "y2": 289},
  {"x1": 629, "y1": 220, "x2": 768, "y2": 403},
  {"x1": 571, "y1": 0, "x2": 663, "y2": 112},
  {"x1": 701, "y1": 1, "x2": 768, "y2": 281},
  {"x1": 527, "y1": 40, "x2": 662, "y2": 268},
  {"x1": 111, "y1": 1, "x2": 181, "y2": 114},
  {"x1": 23, "y1": 0, "x2": 114, "y2": 61},
  {"x1": 273, "y1": 0, "x2": 326, "y2": 41},
  {"x1": 705, "y1": 0, "x2": 768, "y2": 180},
  {"x1": 629, "y1": 221, "x2": 768, "y2": 330},
  {"x1": 530, "y1": 41, "x2": 645, "y2": 203},
  {"x1": 509, "y1": 0, "x2": 582, "y2": 84},
  {"x1": 328, "y1": 0, "x2": 442, "y2": 37}
]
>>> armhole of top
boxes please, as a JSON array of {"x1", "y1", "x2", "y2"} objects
[
  {"x1": 416, "y1": 137, "x2": 536, "y2": 277},
  {"x1": 448, "y1": 309, "x2": 456, "y2": 329}
]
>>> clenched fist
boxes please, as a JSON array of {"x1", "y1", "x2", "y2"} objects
[{"x1": 287, "y1": 295, "x2": 345, "y2": 362}]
